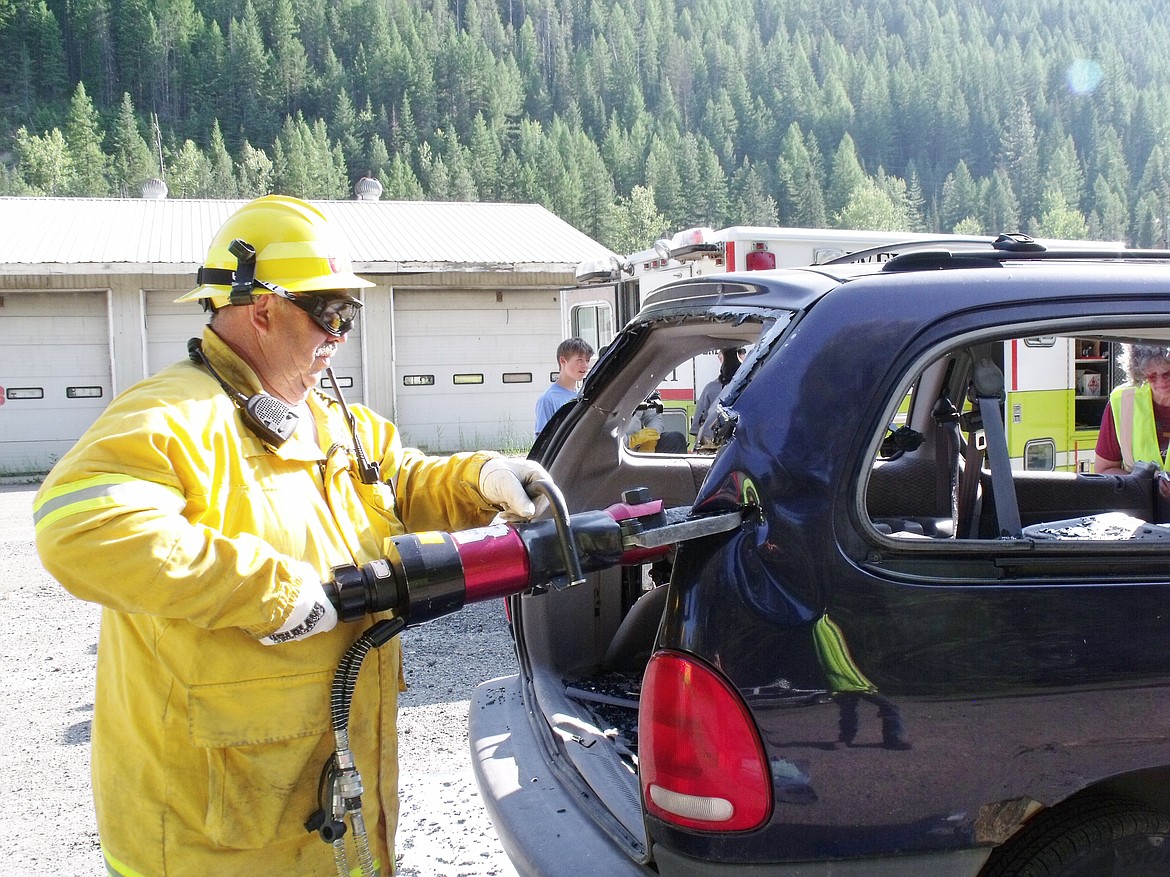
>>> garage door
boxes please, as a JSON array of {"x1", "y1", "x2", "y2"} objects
[
  {"x1": 0, "y1": 290, "x2": 110, "y2": 474},
  {"x1": 145, "y1": 290, "x2": 365, "y2": 394},
  {"x1": 393, "y1": 289, "x2": 560, "y2": 452},
  {"x1": 145, "y1": 291, "x2": 214, "y2": 375}
]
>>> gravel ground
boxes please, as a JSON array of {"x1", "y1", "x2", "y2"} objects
[{"x1": 0, "y1": 482, "x2": 519, "y2": 877}]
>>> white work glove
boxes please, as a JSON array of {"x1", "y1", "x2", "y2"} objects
[
  {"x1": 260, "y1": 562, "x2": 338, "y2": 645},
  {"x1": 478, "y1": 456, "x2": 552, "y2": 521}
]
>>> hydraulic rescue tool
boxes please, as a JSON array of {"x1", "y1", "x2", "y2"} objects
[{"x1": 306, "y1": 481, "x2": 744, "y2": 877}]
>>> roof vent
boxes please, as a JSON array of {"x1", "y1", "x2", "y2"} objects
[
  {"x1": 141, "y1": 177, "x2": 168, "y2": 200},
  {"x1": 355, "y1": 177, "x2": 383, "y2": 201}
]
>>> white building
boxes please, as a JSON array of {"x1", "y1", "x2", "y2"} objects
[{"x1": 0, "y1": 194, "x2": 614, "y2": 474}]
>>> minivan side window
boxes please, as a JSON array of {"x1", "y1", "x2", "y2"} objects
[{"x1": 865, "y1": 329, "x2": 1162, "y2": 545}]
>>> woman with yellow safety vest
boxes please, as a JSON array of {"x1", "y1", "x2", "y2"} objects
[
  {"x1": 1095, "y1": 345, "x2": 1170, "y2": 498},
  {"x1": 33, "y1": 195, "x2": 553, "y2": 877}
]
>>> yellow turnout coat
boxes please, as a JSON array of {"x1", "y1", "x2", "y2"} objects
[{"x1": 33, "y1": 328, "x2": 496, "y2": 876}]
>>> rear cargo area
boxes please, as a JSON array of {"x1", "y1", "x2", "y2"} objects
[
  {"x1": 516, "y1": 561, "x2": 666, "y2": 846},
  {"x1": 514, "y1": 314, "x2": 769, "y2": 851}
]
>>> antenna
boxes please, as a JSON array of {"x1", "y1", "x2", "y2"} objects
[
  {"x1": 326, "y1": 368, "x2": 381, "y2": 485},
  {"x1": 152, "y1": 112, "x2": 165, "y2": 177}
]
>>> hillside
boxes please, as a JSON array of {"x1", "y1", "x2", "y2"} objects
[{"x1": 2, "y1": 0, "x2": 1168, "y2": 251}]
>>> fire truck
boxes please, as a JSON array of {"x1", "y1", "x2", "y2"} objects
[{"x1": 568, "y1": 225, "x2": 1126, "y2": 469}]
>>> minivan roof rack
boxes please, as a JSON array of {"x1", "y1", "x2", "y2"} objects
[
  {"x1": 821, "y1": 233, "x2": 1170, "y2": 273},
  {"x1": 881, "y1": 246, "x2": 1170, "y2": 272}
]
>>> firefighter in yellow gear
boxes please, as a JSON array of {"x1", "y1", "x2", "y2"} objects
[{"x1": 33, "y1": 195, "x2": 550, "y2": 876}]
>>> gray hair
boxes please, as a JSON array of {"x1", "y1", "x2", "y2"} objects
[{"x1": 1127, "y1": 344, "x2": 1170, "y2": 385}]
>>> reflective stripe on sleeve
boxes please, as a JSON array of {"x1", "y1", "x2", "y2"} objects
[
  {"x1": 33, "y1": 474, "x2": 187, "y2": 534},
  {"x1": 103, "y1": 846, "x2": 149, "y2": 877}
]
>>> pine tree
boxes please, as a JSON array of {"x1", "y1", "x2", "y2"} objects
[
  {"x1": 108, "y1": 92, "x2": 155, "y2": 196},
  {"x1": 333, "y1": 90, "x2": 363, "y2": 183},
  {"x1": 1033, "y1": 186, "x2": 1089, "y2": 240},
  {"x1": 467, "y1": 114, "x2": 504, "y2": 200},
  {"x1": 940, "y1": 160, "x2": 981, "y2": 233},
  {"x1": 226, "y1": 1, "x2": 273, "y2": 145},
  {"x1": 904, "y1": 163, "x2": 926, "y2": 232},
  {"x1": 673, "y1": 134, "x2": 707, "y2": 229},
  {"x1": 432, "y1": 126, "x2": 474, "y2": 200},
  {"x1": 64, "y1": 81, "x2": 110, "y2": 195},
  {"x1": 1044, "y1": 134, "x2": 1086, "y2": 212},
  {"x1": 1136, "y1": 142, "x2": 1170, "y2": 243},
  {"x1": 15, "y1": 0, "x2": 68, "y2": 104},
  {"x1": 1135, "y1": 192, "x2": 1165, "y2": 247},
  {"x1": 835, "y1": 176, "x2": 908, "y2": 232},
  {"x1": 207, "y1": 119, "x2": 238, "y2": 197},
  {"x1": 572, "y1": 127, "x2": 616, "y2": 244},
  {"x1": 607, "y1": 184, "x2": 668, "y2": 253},
  {"x1": 999, "y1": 100, "x2": 1042, "y2": 226},
  {"x1": 365, "y1": 135, "x2": 390, "y2": 188},
  {"x1": 383, "y1": 150, "x2": 424, "y2": 200},
  {"x1": 776, "y1": 122, "x2": 825, "y2": 227},
  {"x1": 732, "y1": 157, "x2": 778, "y2": 226},
  {"x1": 154, "y1": 0, "x2": 199, "y2": 123},
  {"x1": 1088, "y1": 175, "x2": 1129, "y2": 242},
  {"x1": 13, "y1": 126, "x2": 73, "y2": 195},
  {"x1": 693, "y1": 139, "x2": 730, "y2": 228},
  {"x1": 181, "y1": 19, "x2": 228, "y2": 141},
  {"x1": 70, "y1": 0, "x2": 117, "y2": 107},
  {"x1": 273, "y1": 113, "x2": 349, "y2": 199},
  {"x1": 166, "y1": 138, "x2": 210, "y2": 197},
  {"x1": 270, "y1": 0, "x2": 309, "y2": 116},
  {"x1": 827, "y1": 134, "x2": 866, "y2": 219},
  {"x1": 237, "y1": 139, "x2": 273, "y2": 196},
  {"x1": 645, "y1": 134, "x2": 684, "y2": 229},
  {"x1": 985, "y1": 167, "x2": 1021, "y2": 235},
  {"x1": 113, "y1": 0, "x2": 162, "y2": 108}
]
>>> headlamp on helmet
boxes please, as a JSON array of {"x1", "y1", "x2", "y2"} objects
[{"x1": 228, "y1": 238, "x2": 259, "y2": 306}]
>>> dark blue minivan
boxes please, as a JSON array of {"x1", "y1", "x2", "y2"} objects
[{"x1": 470, "y1": 240, "x2": 1170, "y2": 876}]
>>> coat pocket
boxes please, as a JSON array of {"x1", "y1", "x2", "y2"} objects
[{"x1": 188, "y1": 671, "x2": 334, "y2": 849}]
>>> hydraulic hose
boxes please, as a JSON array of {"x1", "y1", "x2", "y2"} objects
[
  {"x1": 331, "y1": 620, "x2": 401, "y2": 739},
  {"x1": 310, "y1": 618, "x2": 404, "y2": 877}
]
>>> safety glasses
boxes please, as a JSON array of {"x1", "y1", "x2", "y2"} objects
[{"x1": 264, "y1": 284, "x2": 362, "y2": 336}]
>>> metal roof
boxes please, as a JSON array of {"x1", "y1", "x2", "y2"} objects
[{"x1": 0, "y1": 197, "x2": 614, "y2": 273}]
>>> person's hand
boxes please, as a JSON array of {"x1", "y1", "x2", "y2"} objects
[
  {"x1": 478, "y1": 457, "x2": 552, "y2": 521},
  {"x1": 260, "y1": 562, "x2": 338, "y2": 645}
]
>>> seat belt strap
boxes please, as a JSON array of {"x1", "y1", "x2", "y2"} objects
[{"x1": 973, "y1": 358, "x2": 1022, "y2": 538}]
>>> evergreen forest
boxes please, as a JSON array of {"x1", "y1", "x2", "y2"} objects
[{"x1": 3, "y1": 0, "x2": 1170, "y2": 253}]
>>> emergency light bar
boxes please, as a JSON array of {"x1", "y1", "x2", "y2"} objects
[
  {"x1": 669, "y1": 227, "x2": 720, "y2": 261},
  {"x1": 575, "y1": 255, "x2": 625, "y2": 285}
]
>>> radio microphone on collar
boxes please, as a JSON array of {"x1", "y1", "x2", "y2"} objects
[
  {"x1": 188, "y1": 337, "x2": 299, "y2": 447},
  {"x1": 188, "y1": 339, "x2": 382, "y2": 485}
]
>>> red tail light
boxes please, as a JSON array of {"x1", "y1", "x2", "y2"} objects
[
  {"x1": 745, "y1": 249, "x2": 776, "y2": 270},
  {"x1": 639, "y1": 650, "x2": 771, "y2": 832}
]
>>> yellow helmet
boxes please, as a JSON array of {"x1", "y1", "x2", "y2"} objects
[{"x1": 176, "y1": 195, "x2": 374, "y2": 308}]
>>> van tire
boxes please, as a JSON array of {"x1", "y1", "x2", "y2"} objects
[{"x1": 981, "y1": 794, "x2": 1170, "y2": 877}]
